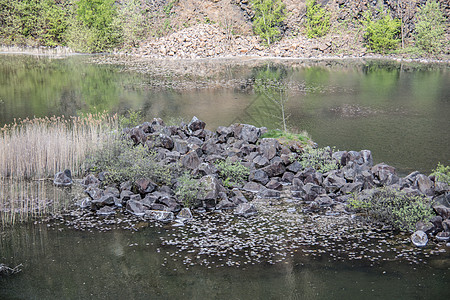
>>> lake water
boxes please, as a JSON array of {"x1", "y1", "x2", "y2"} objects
[
  {"x1": 0, "y1": 54, "x2": 449, "y2": 299},
  {"x1": 0, "y1": 55, "x2": 449, "y2": 174}
]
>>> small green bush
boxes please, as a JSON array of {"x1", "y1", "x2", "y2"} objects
[
  {"x1": 348, "y1": 187, "x2": 435, "y2": 232},
  {"x1": 119, "y1": 110, "x2": 143, "y2": 129},
  {"x1": 175, "y1": 172, "x2": 205, "y2": 208},
  {"x1": 215, "y1": 159, "x2": 250, "y2": 188},
  {"x1": 86, "y1": 136, "x2": 172, "y2": 185},
  {"x1": 305, "y1": 0, "x2": 331, "y2": 38},
  {"x1": 298, "y1": 146, "x2": 339, "y2": 173},
  {"x1": 415, "y1": 1, "x2": 447, "y2": 54},
  {"x1": 362, "y1": 9, "x2": 401, "y2": 53},
  {"x1": 251, "y1": 0, "x2": 286, "y2": 46},
  {"x1": 431, "y1": 163, "x2": 450, "y2": 185}
]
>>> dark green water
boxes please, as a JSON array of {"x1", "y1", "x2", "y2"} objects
[{"x1": 1, "y1": 223, "x2": 449, "y2": 300}]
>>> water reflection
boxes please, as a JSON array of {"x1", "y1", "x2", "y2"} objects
[
  {"x1": 1, "y1": 223, "x2": 449, "y2": 299},
  {"x1": 0, "y1": 55, "x2": 449, "y2": 174}
]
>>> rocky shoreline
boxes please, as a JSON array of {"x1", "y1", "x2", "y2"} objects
[{"x1": 48, "y1": 117, "x2": 450, "y2": 267}]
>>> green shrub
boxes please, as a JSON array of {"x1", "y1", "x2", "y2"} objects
[
  {"x1": 305, "y1": 0, "x2": 331, "y2": 38},
  {"x1": 175, "y1": 172, "x2": 205, "y2": 208},
  {"x1": 86, "y1": 136, "x2": 172, "y2": 185},
  {"x1": 362, "y1": 9, "x2": 401, "y2": 53},
  {"x1": 251, "y1": 0, "x2": 286, "y2": 46},
  {"x1": 66, "y1": 0, "x2": 120, "y2": 52},
  {"x1": 431, "y1": 163, "x2": 450, "y2": 185},
  {"x1": 298, "y1": 146, "x2": 339, "y2": 173},
  {"x1": 348, "y1": 187, "x2": 435, "y2": 232},
  {"x1": 415, "y1": 1, "x2": 447, "y2": 54},
  {"x1": 215, "y1": 159, "x2": 250, "y2": 188}
]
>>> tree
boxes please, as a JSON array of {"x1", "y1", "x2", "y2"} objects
[
  {"x1": 254, "y1": 65, "x2": 290, "y2": 132},
  {"x1": 415, "y1": 0, "x2": 447, "y2": 54},
  {"x1": 66, "y1": 0, "x2": 120, "y2": 52},
  {"x1": 251, "y1": 0, "x2": 286, "y2": 46}
]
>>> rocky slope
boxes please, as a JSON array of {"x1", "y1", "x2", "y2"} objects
[{"x1": 127, "y1": 0, "x2": 449, "y2": 60}]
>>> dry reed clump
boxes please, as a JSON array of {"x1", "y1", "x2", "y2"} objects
[
  {"x1": 0, "y1": 112, "x2": 118, "y2": 226},
  {"x1": 0, "y1": 113, "x2": 118, "y2": 180}
]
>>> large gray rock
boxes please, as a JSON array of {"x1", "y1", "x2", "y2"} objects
[
  {"x1": 91, "y1": 194, "x2": 117, "y2": 210},
  {"x1": 181, "y1": 151, "x2": 201, "y2": 169},
  {"x1": 198, "y1": 175, "x2": 222, "y2": 207},
  {"x1": 433, "y1": 205, "x2": 450, "y2": 219},
  {"x1": 159, "y1": 196, "x2": 181, "y2": 212},
  {"x1": 249, "y1": 169, "x2": 269, "y2": 185},
  {"x1": 415, "y1": 174, "x2": 434, "y2": 196},
  {"x1": 261, "y1": 161, "x2": 286, "y2": 177},
  {"x1": 234, "y1": 124, "x2": 260, "y2": 144},
  {"x1": 234, "y1": 203, "x2": 258, "y2": 218},
  {"x1": 242, "y1": 181, "x2": 265, "y2": 193},
  {"x1": 258, "y1": 138, "x2": 279, "y2": 160},
  {"x1": 258, "y1": 189, "x2": 281, "y2": 199},
  {"x1": 134, "y1": 178, "x2": 157, "y2": 194},
  {"x1": 54, "y1": 169, "x2": 73, "y2": 186},
  {"x1": 340, "y1": 182, "x2": 363, "y2": 194},
  {"x1": 371, "y1": 163, "x2": 398, "y2": 186},
  {"x1": 173, "y1": 138, "x2": 188, "y2": 154},
  {"x1": 158, "y1": 134, "x2": 174, "y2": 150},
  {"x1": 188, "y1": 116, "x2": 206, "y2": 132},
  {"x1": 81, "y1": 174, "x2": 99, "y2": 187},
  {"x1": 253, "y1": 155, "x2": 270, "y2": 168},
  {"x1": 126, "y1": 200, "x2": 145, "y2": 216},
  {"x1": 323, "y1": 171, "x2": 346, "y2": 193},
  {"x1": 85, "y1": 186, "x2": 104, "y2": 200}
]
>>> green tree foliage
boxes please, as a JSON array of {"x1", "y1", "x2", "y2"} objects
[
  {"x1": 305, "y1": 0, "x2": 331, "y2": 38},
  {"x1": 251, "y1": 0, "x2": 286, "y2": 46},
  {"x1": 415, "y1": 0, "x2": 447, "y2": 54},
  {"x1": 66, "y1": 0, "x2": 120, "y2": 53},
  {"x1": 362, "y1": 9, "x2": 401, "y2": 53},
  {"x1": 0, "y1": 0, "x2": 68, "y2": 46}
]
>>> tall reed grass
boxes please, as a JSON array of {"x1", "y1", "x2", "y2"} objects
[
  {"x1": 0, "y1": 113, "x2": 118, "y2": 179},
  {"x1": 0, "y1": 112, "x2": 118, "y2": 226}
]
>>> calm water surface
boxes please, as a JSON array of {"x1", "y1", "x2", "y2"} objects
[{"x1": 1, "y1": 222, "x2": 449, "y2": 300}]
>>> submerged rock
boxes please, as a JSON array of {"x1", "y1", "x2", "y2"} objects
[
  {"x1": 234, "y1": 203, "x2": 258, "y2": 218},
  {"x1": 96, "y1": 206, "x2": 116, "y2": 216},
  {"x1": 146, "y1": 210, "x2": 174, "y2": 223},
  {"x1": 411, "y1": 230, "x2": 428, "y2": 247}
]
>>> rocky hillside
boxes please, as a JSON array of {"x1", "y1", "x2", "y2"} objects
[{"x1": 128, "y1": 0, "x2": 449, "y2": 59}]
